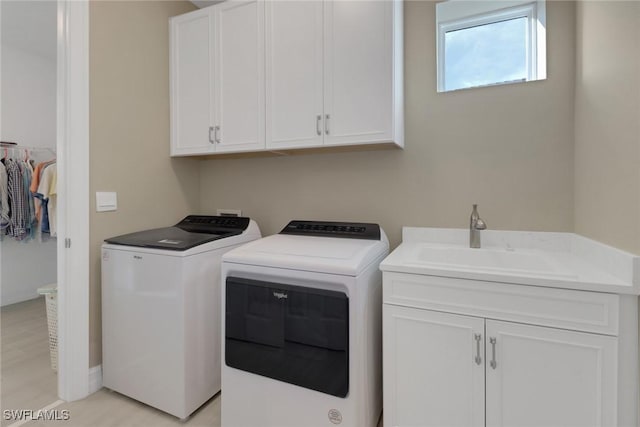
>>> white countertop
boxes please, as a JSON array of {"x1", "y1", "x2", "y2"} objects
[{"x1": 380, "y1": 228, "x2": 640, "y2": 295}]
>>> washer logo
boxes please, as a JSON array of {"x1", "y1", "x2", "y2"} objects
[
  {"x1": 328, "y1": 409, "x2": 342, "y2": 425},
  {"x1": 273, "y1": 291, "x2": 288, "y2": 299}
]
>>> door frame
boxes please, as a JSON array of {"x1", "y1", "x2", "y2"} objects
[{"x1": 56, "y1": 0, "x2": 90, "y2": 402}]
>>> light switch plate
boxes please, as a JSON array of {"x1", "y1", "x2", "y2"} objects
[{"x1": 96, "y1": 192, "x2": 117, "y2": 212}]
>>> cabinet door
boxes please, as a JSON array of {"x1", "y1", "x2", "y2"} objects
[
  {"x1": 169, "y1": 9, "x2": 215, "y2": 156},
  {"x1": 213, "y1": 0, "x2": 265, "y2": 153},
  {"x1": 485, "y1": 320, "x2": 617, "y2": 427},
  {"x1": 265, "y1": 1, "x2": 323, "y2": 149},
  {"x1": 383, "y1": 305, "x2": 485, "y2": 427},
  {"x1": 323, "y1": 0, "x2": 393, "y2": 146}
]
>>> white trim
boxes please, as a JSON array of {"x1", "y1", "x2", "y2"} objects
[
  {"x1": 56, "y1": 0, "x2": 90, "y2": 402},
  {"x1": 88, "y1": 365, "x2": 103, "y2": 394}
]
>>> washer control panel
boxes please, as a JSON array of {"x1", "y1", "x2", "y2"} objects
[{"x1": 178, "y1": 215, "x2": 250, "y2": 233}]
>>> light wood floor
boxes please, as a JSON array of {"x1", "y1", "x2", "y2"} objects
[
  {"x1": 1, "y1": 298, "x2": 219, "y2": 427},
  {"x1": 2, "y1": 299, "x2": 380, "y2": 427},
  {"x1": 1, "y1": 298, "x2": 58, "y2": 427}
]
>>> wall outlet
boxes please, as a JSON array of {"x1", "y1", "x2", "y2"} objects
[{"x1": 216, "y1": 209, "x2": 242, "y2": 217}]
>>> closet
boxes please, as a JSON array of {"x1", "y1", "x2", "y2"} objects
[{"x1": 1, "y1": 0, "x2": 60, "y2": 412}]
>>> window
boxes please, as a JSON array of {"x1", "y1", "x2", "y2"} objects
[{"x1": 436, "y1": 1, "x2": 546, "y2": 92}]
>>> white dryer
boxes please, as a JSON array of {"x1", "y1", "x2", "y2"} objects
[
  {"x1": 221, "y1": 220, "x2": 389, "y2": 427},
  {"x1": 101, "y1": 215, "x2": 260, "y2": 419}
]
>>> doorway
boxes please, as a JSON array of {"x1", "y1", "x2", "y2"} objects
[
  {"x1": 1, "y1": 0, "x2": 60, "y2": 419},
  {"x1": 0, "y1": 0, "x2": 90, "y2": 415}
]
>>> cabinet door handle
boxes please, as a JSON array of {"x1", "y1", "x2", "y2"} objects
[
  {"x1": 214, "y1": 125, "x2": 220, "y2": 144},
  {"x1": 316, "y1": 115, "x2": 322, "y2": 136},
  {"x1": 490, "y1": 337, "x2": 497, "y2": 369},
  {"x1": 474, "y1": 334, "x2": 482, "y2": 365},
  {"x1": 325, "y1": 114, "x2": 330, "y2": 135},
  {"x1": 208, "y1": 126, "x2": 214, "y2": 144}
]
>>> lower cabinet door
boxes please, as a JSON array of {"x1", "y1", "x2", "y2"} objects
[
  {"x1": 485, "y1": 319, "x2": 617, "y2": 427},
  {"x1": 383, "y1": 305, "x2": 485, "y2": 427}
]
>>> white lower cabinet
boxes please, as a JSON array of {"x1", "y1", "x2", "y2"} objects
[
  {"x1": 485, "y1": 320, "x2": 616, "y2": 427},
  {"x1": 383, "y1": 305, "x2": 617, "y2": 427},
  {"x1": 383, "y1": 306, "x2": 485, "y2": 427}
]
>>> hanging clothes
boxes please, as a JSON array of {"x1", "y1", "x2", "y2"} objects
[
  {"x1": 36, "y1": 162, "x2": 57, "y2": 236},
  {"x1": 0, "y1": 145, "x2": 57, "y2": 242},
  {"x1": 0, "y1": 161, "x2": 9, "y2": 229},
  {"x1": 6, "y1": 159, "x2": 28, "y2": 240}
]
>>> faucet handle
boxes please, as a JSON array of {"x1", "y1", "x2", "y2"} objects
[{"x1": 474, "y1": 218, "x2": 487, "y2": 230}]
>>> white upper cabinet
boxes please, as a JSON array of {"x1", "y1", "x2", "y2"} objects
[
  {"x1": 324, "y1": 0, "x2": 396, "y2": 146},
  {"x1": 170, "y1": 9, "x2": 215, "y2": 156},
  {"x1": 265, "y1": 1, "x2": 324, "y2": 149},
  {"x1": 214, "y1": 0, "x2": 265, "y2": 152},
  {"x1": 170, "y1": 0, "x2": 403, "y2": 156},
  {"x1": 170, "y1": 1, "x2": 265, "y2": 156}
]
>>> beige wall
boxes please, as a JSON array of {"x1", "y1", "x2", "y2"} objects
[
  {"x1": 89, "y1": 0, "x2": 199, "y2": 366},
  {"x1": 199, "y1": 1, "x2": 576, "y2": 249},
  {"x1": 574, "y1": 1, "x2": 640, "y2": 255}
]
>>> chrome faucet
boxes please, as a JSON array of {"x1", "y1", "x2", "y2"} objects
[{"x1": 470, "y1": 204, "x2": 487, "y2": 249}]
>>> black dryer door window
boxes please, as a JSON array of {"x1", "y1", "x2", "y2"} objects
[{"x1": 225, "y1": 277, "x2": 349, "y2": 398}]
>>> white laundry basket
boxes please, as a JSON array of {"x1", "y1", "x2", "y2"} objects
[{"x1": 37, "y1": 284, "x2": 58, "y2": 372}]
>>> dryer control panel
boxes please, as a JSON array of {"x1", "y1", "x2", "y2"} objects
[{"x1": 280, "y1": 220, "x2": 380, "y2": 240}]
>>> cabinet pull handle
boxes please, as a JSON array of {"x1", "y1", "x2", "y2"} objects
[
  {"x1": 214, "y1": 125, "x2": 220, "y2": 144},
  {"x1": 316, "y1": 115, "x2": 322, "y2": 136},
  {"x1": 325, "y1": 114, "x2": 330, "y2": 135},
  {"x1": 490, "y1": 337, "x2": 497, "y2": 369},
  {"x1": 208, "y1": 126, "x2": 214, "y2": 144},
  {"x1": 474, "y1": 334, "x2": 482, "y2": 365}
]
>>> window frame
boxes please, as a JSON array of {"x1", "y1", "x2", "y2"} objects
[{"x1": 436, "y1": 1, "x2": 546, "y2": 92}]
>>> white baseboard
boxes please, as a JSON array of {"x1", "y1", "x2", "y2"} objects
[
  {"x1": 1, "y1": 292, "x2": 40, "y2": 307},
  {"x1": 88, "y1": 365, "x2": 103, "y2": 394}
]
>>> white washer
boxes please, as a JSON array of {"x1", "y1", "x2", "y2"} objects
[
  {"x1": 101, "y1": 215, "x2": 260, "y2": 419},
  {"x1": 221, "y1": 220, "x2": 389, "y2": 427}
]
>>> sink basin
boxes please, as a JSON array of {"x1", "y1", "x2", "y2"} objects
[
  {"x1": 405, "y1": 244, "x2": 577, "y2": 279},
  {"x1": 380, "y1": 227, "x2": 639, "y2": 294}
]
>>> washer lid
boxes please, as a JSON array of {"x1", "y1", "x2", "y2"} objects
[
  {"x1": 104, "y1": 215, "x2": 250, "y2": 251},
  {"x1": 223, "y1": 223, "x2": 389, "y2": 276}
]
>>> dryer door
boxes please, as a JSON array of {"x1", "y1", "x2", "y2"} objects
[{"x1": 225, "y1": 277, "x2": 349, "y2": 397}]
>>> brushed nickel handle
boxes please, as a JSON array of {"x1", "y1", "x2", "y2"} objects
[
  {"x1": 490, "y1": 337, "x2": 497, "y2": 369},
  {"x1": 208, "y1": 126, "x2": 214, "y2": 144},
  {"x1": 316, "y1": 115, "x2": 322, "y2": 136},
  {"x1": 474, "y1": 334, "x2": 482, "y2": 365},
  {"x1": 214, "y1": 125, "x2": 220, "y2": 144},
  {"x1": 325, "y1": 114, "x2": 330, "y2": 135}
]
